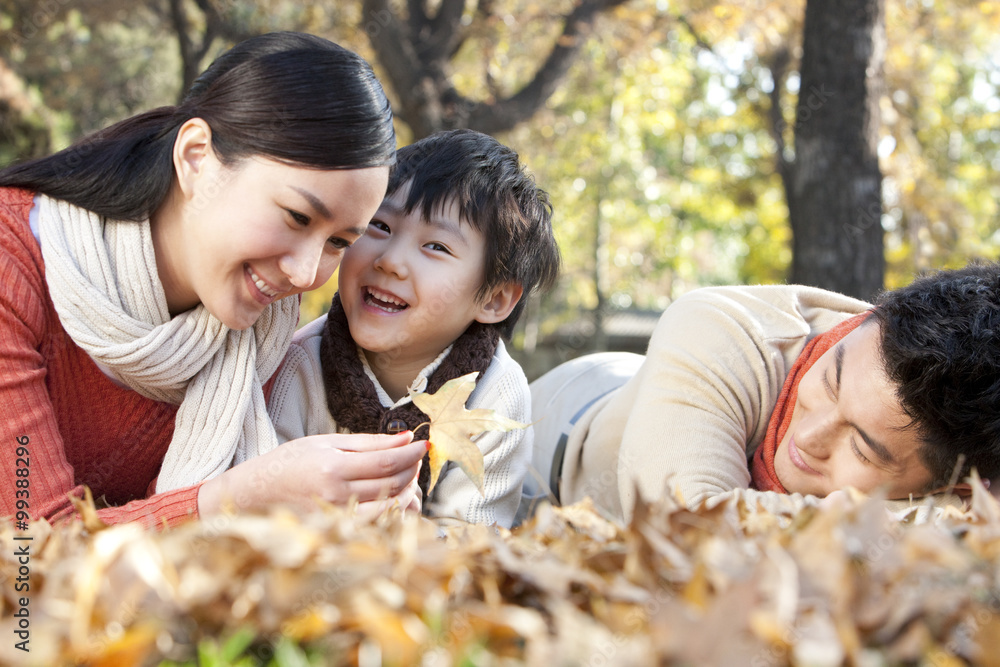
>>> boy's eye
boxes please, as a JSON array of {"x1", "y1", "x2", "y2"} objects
[
  {"x1": 369, "y1": 220, "x2": 390, "y2": 234},
  {"x1": 425, "y1": 242, "x2": 451, "y2": 254}
]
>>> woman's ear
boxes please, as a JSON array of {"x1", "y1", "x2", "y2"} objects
[
  {"x1": 475, "y1": 283, "x2": 524, "y2": 325},
  {"x1": 172, "y1": 118, "x2": 214, "y2": 199}
]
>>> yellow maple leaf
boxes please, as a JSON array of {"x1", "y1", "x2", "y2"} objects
[{"x1": 409, "y1": 371, "x2": 528, "y2": 496}]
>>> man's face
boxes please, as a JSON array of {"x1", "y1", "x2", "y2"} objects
[{"x1": 774, "y1": 321, "x2": 936, "y2": 498}]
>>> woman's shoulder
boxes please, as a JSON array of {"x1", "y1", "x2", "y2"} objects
[
  {"x1": 0, "y1": 187, "x2": 38, "y2": 247},
  {"x1": 0, "y1": 188, "x2": 47, "y2": 309},
  {"x1": 0, "y1": 186, "x2": 35, "y2": 212}
]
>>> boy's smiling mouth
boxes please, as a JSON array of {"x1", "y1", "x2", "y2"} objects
[{"x1": 363, "y1": 286, "x2": 409, "y2": 313}]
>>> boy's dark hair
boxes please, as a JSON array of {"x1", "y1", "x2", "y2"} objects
[
  {"x1": 0, "y1": 32, "x2": 395, "y2": 221},
  {"x1": 872, "y1": 262, "x2": 1000, "y2": 490},
  {"x1": 388, "y1": 129, "x2": 560, "y2": 338}
]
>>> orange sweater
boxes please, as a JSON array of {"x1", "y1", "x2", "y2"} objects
[{"x1": 0, "y1": 188, "x2": 200, "y2": 529}]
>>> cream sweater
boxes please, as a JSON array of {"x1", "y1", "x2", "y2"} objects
[
  {"x1": 560, "y1": 285, "x2": 874, "y2": 520},
  {"x1": 268, "y1": 315, "x2": 532, "y2": 527}
]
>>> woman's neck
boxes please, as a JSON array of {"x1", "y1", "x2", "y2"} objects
[{"x1": 149, "y1": 190, "x2": 198, "y2": 316}]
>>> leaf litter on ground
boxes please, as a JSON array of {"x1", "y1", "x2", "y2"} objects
[{"x1": 4, "y1": 478, "x2": 1000, "y2": 665}]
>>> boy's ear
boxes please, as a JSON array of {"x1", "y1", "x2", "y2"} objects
[
  {"x1": 173, "y1": 118, "x2": 214, "y2": 199},
  {"x1": 475, "y1": 282, "x2": 523, "y2": 325}
]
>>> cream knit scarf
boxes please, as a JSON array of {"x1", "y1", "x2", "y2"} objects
[{"x1": 37, "y1": 195, "x2": 297, "y2": 494}]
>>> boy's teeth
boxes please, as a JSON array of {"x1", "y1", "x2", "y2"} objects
[{"x1": 367, "y1": 287, "x2": 408, "y2": 310}]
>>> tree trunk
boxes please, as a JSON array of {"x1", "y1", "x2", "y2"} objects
[{"x1": 785, "y1": 0, "x2": 885, "y2": 300}]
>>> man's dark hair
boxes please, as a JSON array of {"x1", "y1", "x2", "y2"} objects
[
  {"x1": 873, "y1": 262, "x2": 1000, "y2": 490},
  {"x1": 387, "y1": 129, "x2": 560, "y2": 338}
]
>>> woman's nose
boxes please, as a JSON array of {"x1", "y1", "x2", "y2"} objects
[{"x1": 280, "y1": 241, "x2": 324, "y2": 289}]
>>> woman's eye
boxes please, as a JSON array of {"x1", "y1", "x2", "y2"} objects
[
  {"x1": 328, "y1": 237, "x2": 351, "y2": 250},
  {"x1": 288, "y1": 209, "x2": 309, "y2": 225}
]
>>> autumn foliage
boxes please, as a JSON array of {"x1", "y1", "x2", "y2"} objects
[{"x1": 3, "y1": 480, "x2": 1000, "y2": 665}]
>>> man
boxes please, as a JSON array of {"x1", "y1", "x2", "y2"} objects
[{"x1": 523, "y1": 264, "x2": 1000, "y2": 521}]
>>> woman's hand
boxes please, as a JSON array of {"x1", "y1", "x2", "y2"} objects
[{"x1": 197, "y1": 431, "x2": 426, "y2": 518}]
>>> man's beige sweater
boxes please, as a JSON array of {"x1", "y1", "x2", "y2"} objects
[{"x1": 559, "y1": 285, "x2": 872, "y2": 520}]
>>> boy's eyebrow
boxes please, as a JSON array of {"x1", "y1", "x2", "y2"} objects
[
  {"x1": 378, "y1": 198, "x2": 406, "y2": 215},
  {"x1": 839, "y1": 343, "x2": 897, "y2": 466},
  {"x1": 378, "y1": 196, "x2": 469, "y2": 241},
  {"x1": 424, "y1": 214, "x2": 465, "y2": 237}
]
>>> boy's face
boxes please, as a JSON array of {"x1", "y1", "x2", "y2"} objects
[
  {"x1": 774, "y1": 321, "x2": 936, "y2": 499},
  {"x1": 338, "y1": 184, "x2": 497, "y2": 370}
]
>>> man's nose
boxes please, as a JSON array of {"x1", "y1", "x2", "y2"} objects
[{"x1": 795, "y1": 406, "x2": 840, "y2": 459}]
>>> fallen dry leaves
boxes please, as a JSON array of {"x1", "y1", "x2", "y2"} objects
[
  {"x1": 410, "y1": 371, "x2": 528, "y2": 495},
  {"x1": 4, "y1": 481, "x2": 1000, "y2": 666}
]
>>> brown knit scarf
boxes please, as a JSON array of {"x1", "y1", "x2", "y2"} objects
[{"x1": 319, "y1": 293, "x2": 501, "y2": 499}]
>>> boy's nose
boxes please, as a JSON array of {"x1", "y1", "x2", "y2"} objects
[{"x1": 374, "y1": 244, "x2": 408, "y2": 279}]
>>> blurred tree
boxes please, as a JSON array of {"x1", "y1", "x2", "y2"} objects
[
  {"x1": 775, "y1": 0, "x2": 885, "y2": 300},
  {"x1": 1, "y1": 0, "x2": 999, "y2": 355},
  {"x1": 0, "y1": 55, "x2": 51, "y2": 164},
  {"x1": 359, "y1": 0, "x2": 631, "y2": 139}
]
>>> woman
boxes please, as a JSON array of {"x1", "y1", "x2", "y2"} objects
[{"x1": 0, "y1": 32, "x2": 426, "y2": 529}]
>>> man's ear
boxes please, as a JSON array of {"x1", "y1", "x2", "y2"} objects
[
  {"x1": 927, "y1": 482, "x2": 976, "y2": 497},
  {"x1": 172, "y1": 118, "x2": 214, "y2": 199},
  {"x1": 475, "y1": 282, "x2": 523, "y2": 325}
]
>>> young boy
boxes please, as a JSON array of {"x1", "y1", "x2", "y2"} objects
[{"x1": 268, "y1": 129, "x2": 560, "y2": 527}]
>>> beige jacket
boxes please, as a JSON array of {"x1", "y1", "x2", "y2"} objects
[
  {"x1": 268, "y1": 315, "x2": 532, "y2": 527},
  {"x1": 560, "y1": 285, "x2": 874, "y2": 520}
]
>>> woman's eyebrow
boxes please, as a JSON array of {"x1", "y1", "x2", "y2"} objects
[{"x1": 290, "y1": 186, "x2": 331, "y2": 219}]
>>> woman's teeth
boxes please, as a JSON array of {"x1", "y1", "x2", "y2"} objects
[{"x1": 249, "y1": 269, "x2": 279, "y2": 298}]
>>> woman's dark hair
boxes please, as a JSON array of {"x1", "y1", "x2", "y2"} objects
[
  {"x1": 0, "y1": 32, "x2": 396, "y2": 221},
  {"x1": 872, "y1": 262, "x2": 1000, "y2": 489}
]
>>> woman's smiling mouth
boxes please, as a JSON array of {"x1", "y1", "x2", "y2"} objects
[{"x1": 247, "y1": 265, "x2": 280, "y2": 300}]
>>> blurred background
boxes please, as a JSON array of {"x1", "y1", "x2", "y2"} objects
[{"x1": 2, "y1": 0, "x2": 998, "y2": 378}]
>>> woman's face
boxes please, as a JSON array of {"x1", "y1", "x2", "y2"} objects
[{"x1": 154, "y1": 140, "x2": 388, "y2": 330}]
